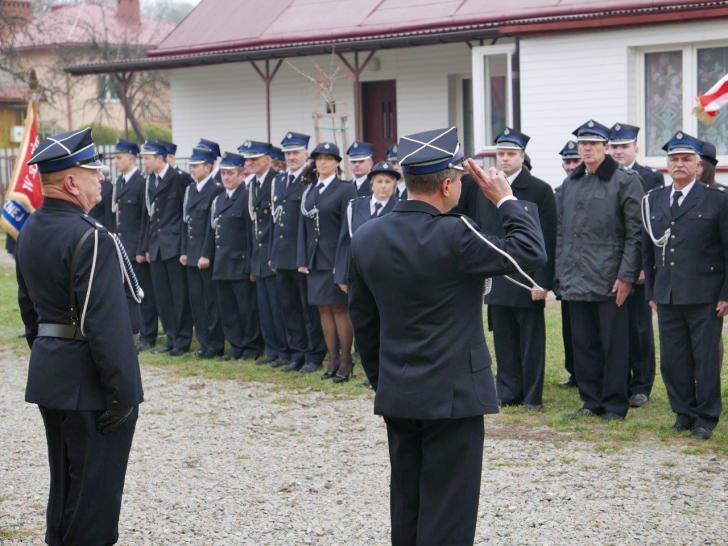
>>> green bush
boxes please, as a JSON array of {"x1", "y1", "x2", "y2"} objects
[{"x1": 89, "y1": 124, "x2": 121, "y2": 145}]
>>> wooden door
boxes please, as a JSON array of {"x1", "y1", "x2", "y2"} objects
[{"x1": 361, "y1": 80, "x2": 397, "y2": 163}]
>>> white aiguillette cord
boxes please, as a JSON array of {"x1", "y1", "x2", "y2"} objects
[
  {"x1": 459, "y1": 215, "x2": 544, "y2": 295},
  {"x1": 641, "y1": 193, "x2": 670, "y2": 266}
]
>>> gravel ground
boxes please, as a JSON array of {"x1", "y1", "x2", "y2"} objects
[{"x1": 1, "y1": 347, "x2": 727, "y2": 545}]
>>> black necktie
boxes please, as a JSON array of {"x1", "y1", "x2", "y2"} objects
[
  {"x1": 117, "y1": 175, "x2": 125, "y2": 194},
  {"x1": 671, "y1": 190, "x2": 683, "y2": 217},
  {"x1": 315, "y1": 182, "x2": 324, "y2": 195},
  {"x1": 154, "y1": 174, "x2": 160, "y2": 189},
  {"x1": 372, "y1": 202, "x2": 383, "y2": 217},
  {"x1": 288, "y1": 173, "x2": 295, "y2": 188}
]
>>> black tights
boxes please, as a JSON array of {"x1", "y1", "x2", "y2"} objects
[{"x1": 318, "y1": 304, "x2": 354, "y2": 375}]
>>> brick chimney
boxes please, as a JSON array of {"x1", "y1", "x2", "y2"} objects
[{"x1": 117, "y1": 0, "x2": 140, "y2": 25}]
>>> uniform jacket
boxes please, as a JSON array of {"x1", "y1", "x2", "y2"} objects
[
  {"x1": 89, "y1": 179, "x2": 113, "y2": 230},
  {"x1": 632, "y1": 162, "x2": 665, "y2": 193},
  {"x1": 296, "y1": 177, "x2": 358, "y2": 271},
  {"x1": 334, "y1": 194, "x2": 397, "y2": 284},
  {"x1": 270, "y1": 170, "x2": 304, "y2": 271},
  {"x1": 643, "y1": 182, "x2": 728, "y2": 305},
  {"x1": 141, "y1": 166, "x2": 188, "y2": 261},
  {"x1": 349, "y1": 199, "x2": 546, "y2": 419},
  {"x1": 354, "y1": 177, "x2": 372, "y2": 197},
  {"x1": 113, "y1": 169, "x2": 147, "y2": 257},
  {"x1": 555, "y1": 155, "x2": 644, "y2": 301},
  {"x1": 249, "y1": 169, "x2": 278, "y2": 278},
  {"x1": 181, "y1": 177, "x2": 222, "y2": 265},
  {"x1": 210, "y1": 184, "x2": 253, "y2": 281},
  {"x1": 16, "y1": 199, "x2": 143, "y2": 411},
  {"x1": 481, "y1": 169, "x2": 557, "y2": 309}
]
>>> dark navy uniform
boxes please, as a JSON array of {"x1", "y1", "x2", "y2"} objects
[
  {"x1": 483, "y1": 167, "x2": 556, "y2": 408},
  {"x1": 626, "y1": 161, "x2": 664, "y2": 398},
  {"x1": 270, "y1": 168, "x2": 326, "y2": 368},
  {"x1": 334, "y1": 193, "x2": 397, "y2": 284},
  {"x1": 88, "y1": 178, "x2": 114, "y2": 229},
  {"x1": 349, "y1": 127, "x2": 547, "y2": 546},
  {"x1": 249, "y1": 167, "x2": 288, "y2": 361},
  {"x1": 211, "y1": 180, "x2": 264, "y2": 359},
  {"x1": 353, "y1": 176, "x2": 371, "y2": 197},
  {"x1": 296, "y1": 175, "x2": 357, "y2": 305},
  {"x1": 644, "y1": 150, "x2": 727, "y2": 434},
  {"x1": 181, "y1": 172, "x2": 224, "y2": 356},
  {"x1": 140, "y1": 143, "x2": 193, "y2": 353},
  {"x1": 16, "y1": 127, "x2": 142, "y2": 546},
  {"x1": 113, "y1": 164, "x2": 158, "y2": 347}
]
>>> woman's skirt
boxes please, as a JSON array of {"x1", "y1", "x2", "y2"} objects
[{"x1": 307, "y1": 269, "x2": 347, "y2": 305}]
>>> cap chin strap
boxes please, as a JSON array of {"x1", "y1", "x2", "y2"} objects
[{"x1": 459, "y1": 215, "x2": 545, "y2": 294}]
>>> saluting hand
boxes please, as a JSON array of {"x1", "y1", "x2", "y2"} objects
[
  {"x1": 464, "y1": 159, "x2": 513, "y2": 206},
  {"x1": 716, "y1": 300, "x2": 728, "y2": 317}
]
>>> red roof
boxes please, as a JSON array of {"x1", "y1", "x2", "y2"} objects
[
  {"x1": 0, "y1": 85, "x2": 29, "y2": 104},
  {"x1": 151, "y1": 0, "x2": 724, "y2": 57},
  {"x1": 12, "y1": 2, "x2": 174, "y2": 50}
]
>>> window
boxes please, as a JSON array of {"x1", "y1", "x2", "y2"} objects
[
  {"x1": 470, "y1": 44, "x2": 515, "y2": 154},
  {"x1": 639, "y1": 43, "x2": 728, "y2": 160},
  {"x1": 99, "y1": 74, "x2": 120, "y2": 102},
  {"x1": 448, "y1": 75, "x2": 474, "y2": 157}
]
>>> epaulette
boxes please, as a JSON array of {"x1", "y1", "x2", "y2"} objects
[
  {"x1": 647, "y1": 185, "x2": 667, "y2": 194},
  {"x1": 707, "y1": 184, "x2": 726, "y2": 192},
  {"x1": 80, "y1": 215, "x2": 107, "y2": 231},
  {"x1": 650, "y1": 167, "x2": 658, "y2": 173}
]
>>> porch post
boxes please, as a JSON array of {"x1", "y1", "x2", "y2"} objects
[
  {"x1": 337, "y1": 50, "x2": 376, "y2": 140},
  {"x1": 250, "y1": 59, "x2": 283, "y2": 142}
]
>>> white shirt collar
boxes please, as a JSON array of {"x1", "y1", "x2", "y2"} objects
[
  {"x1": 626, "y1": 161, "x2": 636, "y2": 170},
  {"x1": 288, "y1": 166, "x2": 304, "y2": 179},
  {"x1": 196, "y1": 174, "x2": 212, "y2": 192},
  {"x1": 670, "y1": 180, "x2": 697, "y2": 202},
  {"x1": 257, "y1": 168, "x2": 270, "y2": 184},
  {"x1": 355, "y1": 176, "x2": 368, "y2": 189},
  {"x1": 122, "y1": 167, "x2": 138, "y2": 183},
  {"x1": 244, "y1": 173, "x2": 255, "y2": 189},
  {"x1": 317, "y1": 173, "x2": 336, "y2": 192},
  {"x1": 225, "y1": 187, "x2": 236, "y2": 198},
  {"x1": 507, "y1": 169, "x2": 522, "y2": 185},
  {"x1": 396, "y1": 180, "x2": 406, "y2": 193},
  {"x1": 157, "y1": 163, "x2": 170, "y2": 179}
]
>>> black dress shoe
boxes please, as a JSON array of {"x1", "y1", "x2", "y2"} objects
[
  {"x1": 154, "y1": 345, "x2": 174, "y2": 354},
  {"x1": 282, "y1": 361, "x2": 304, "y2": 372},
  {"x1": 362, "y1": 378, "x2": 372, "y2": 389},
  {"x1": 559, "y1": 377, "x2": 578, "y2": 388},
  {"x1": 629, "y1": 393, "x2": 649, "y2": 407},
  {"x1": 691, "y1": 426, "x2": 712, "y2": 440},
  {"x1": 270, "y1": 358, "x2": 289, "y2": 368},
  {"x1": 195, "y1": 348, "x2": 208, "y2": 358},
  {"x1": 222, "y1": 350, "x2": 243, "y2": 361},
  {"x1": 242, "y1": 351, "x2": 261, "y2": 360},
  {"x1": 299, "y1": 362, "x2": 322, "y2": 373},
  {"x1": 169, "y1": 347, "x2": 188, "y2": 357},
  {"x1": 568, "y1": 407, "x2": 596, "y2": 419},
  {"x1": 137, "y1": 341, "x2": 155, "y2": 351},
  {"x1": 197, "y1": 348, "x2": 223, "y2": 359},
  {"x1": 255, "y1": 355, "x2": 276, "y2": 365},
  {"x1": 601, "y1": 412, "x2": 625, "y2": 422},
  {"x1": 672, "y1": 415, "x2": 692, "y2": 432}
]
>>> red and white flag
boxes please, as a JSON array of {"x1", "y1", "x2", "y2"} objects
[
  {"x1": 694, "y1": 73, "x2": 728, "y2": 125},
  {"x1": 1, "y1": 101, "x2": 42, "y2": 239}
]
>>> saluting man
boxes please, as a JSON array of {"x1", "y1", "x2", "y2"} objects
[
  {"x1": 181, "y1": 141, "x2": 224, "y2": 358},
  {"x1": 16, "y1": 128, "x2": 143, "y2": 545},
  {"x1": 347, "y1": 140, "x2": 375, "y2": 197},
  {"x1": 210, "y1": 152, "x2": 265, "y2": 361},
  {"x1": 484, "y1": 128, "x2": 557, "y2": 410},
  {"x1": 139, "y1": 140, "x2": 193, "y2": 356},
  {"x1": 270, "y1": 131, "x2": 326, "y2": 372},
  {"x1": 240, "y1": 140, "x2": 289, "y2": 366},
  {"x1": 643, "y1": 131, "x2": 727, "y2": 440},
  {"x1": 608, "y1": 123, "x2": 664, "y2": 408},
  {"x1": 349, "y1": 127, "x2": 546, "y2": 546},
  {"x1": 113, "y1": 138, "x2": 158, "y2": 350}
]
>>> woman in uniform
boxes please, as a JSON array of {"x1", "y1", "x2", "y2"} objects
[{"x1": 297, "y1": 143, "x2": 358, "y2": 382}]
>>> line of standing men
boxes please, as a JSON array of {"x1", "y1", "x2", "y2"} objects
[{"x1": 103, "y1": 132, "x2": 408, "y2": 378}]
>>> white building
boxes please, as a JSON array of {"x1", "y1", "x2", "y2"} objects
[{"x1": 68, "y1": 0, "x2": 728, "y2": 185}]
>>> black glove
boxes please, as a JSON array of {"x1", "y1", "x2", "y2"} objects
[{"x1": 97, "y1": 406, "x2": 135, "y2": 434}]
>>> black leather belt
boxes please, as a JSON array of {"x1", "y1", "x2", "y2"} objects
[{"x1": 37, "y1": 323, "x2": 87, "y2": 341}]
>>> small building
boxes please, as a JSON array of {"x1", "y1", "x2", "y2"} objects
[
  {"x1": 2, "y1": 0, "x2": 173, "y2": 137},
  {"x1": 67, "y1": 0, "x2": 728, "y2": 185}
]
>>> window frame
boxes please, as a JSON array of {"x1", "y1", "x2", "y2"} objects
[{"x1": 637, "y1": 40, "x2": 728, "y2": 168}]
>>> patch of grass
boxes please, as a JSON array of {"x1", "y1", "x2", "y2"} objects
[
  {"x1": 0, "y1": 527, "x2": 36, "y2": 540},
  {"x1": 2, "y1": 262, "x2": 726, "y2": 456}
]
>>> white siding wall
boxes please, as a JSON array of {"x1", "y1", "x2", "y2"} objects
[
  {"x1": 170, "y1": 43, "x2": 471, "y2": 161},
  {"x1": 520, "y1": 19, "x2": 728, "y2": 187}
]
